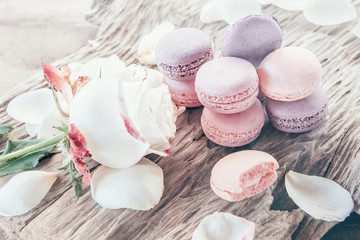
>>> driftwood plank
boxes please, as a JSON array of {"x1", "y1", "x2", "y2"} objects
[{"x1": 1, "y1": 0, "x2": 360, "y2": 239}]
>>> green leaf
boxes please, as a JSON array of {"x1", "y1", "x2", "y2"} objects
[
  {"x1": 0, "y1": 124, "x2": 13, "y2": 137},
  {"x1": 0, "y1": 139, "x2": 56, "y2": 177}
]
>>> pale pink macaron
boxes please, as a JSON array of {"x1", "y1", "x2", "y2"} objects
[
  {"x1": 164, "y1": 77, "x2": 202, "y2": 108},
  {"x1": 195, "y1": 57, "x2": 259, "y2": 114},
  {"x1": 211, "y1": 150, "x2": 279, "y2": 202},
  {"x1": 258, "y1": 46, "x2": 322, "y2": 101},
  {"x1": 201, "y1": 99, "x2": 264, "y2": 147}
]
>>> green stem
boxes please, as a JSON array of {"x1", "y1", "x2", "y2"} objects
[{"x1": 0, "y1": 132, "x2": 67, "y2": 162}]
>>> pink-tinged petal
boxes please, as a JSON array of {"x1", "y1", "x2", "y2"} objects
[
  {"x1": 7, "y1": 88, "x2": 56, "y2": 124},
  {"x1": 72, "y1": 76, "x2": 89, "y2": 95},
  {"x1": 69, "y1": 78, "x2": 149, "y2": 169},
  {"x1": 41, "y1": 62, "x2": 73, "y2": 103},
  {"x1": 68, "y1": 123, "x2": 91, "y2": 185},
  {"x1": 60, "y1": 65, "x2": 71, "y2": 85}
]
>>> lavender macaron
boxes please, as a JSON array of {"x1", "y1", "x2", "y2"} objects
[
  {"x1": 195, "y1": 57, "x2": 259, "y2": 114},
  {"x1": 155, "y1": 28, "x2": 214, "y2": 81},
  {"x1": 222, "y1": 14, "x2": 283, "y2": 68},
  {"x1": 266, "y1": 87, "x2": 328, "y2": 133}
]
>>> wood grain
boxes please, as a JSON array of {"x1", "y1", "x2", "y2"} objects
[{"x1": 1, "y1": 0, "x2": 360, "y2": 239}]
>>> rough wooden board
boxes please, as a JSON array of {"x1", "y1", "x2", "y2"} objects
[{"x1": 0, "y1": 0, "x2": 360, "y2": 239}]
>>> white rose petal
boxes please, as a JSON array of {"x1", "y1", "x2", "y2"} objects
[
  {"x1": 100, "y1": 55, "x2": 126, "y2": 78},
  {"x1": 303, "y1": 0, "x2": 357, "y2": 26},
  {"x1": 76, "y1": 57, "x2": 106, "y2": 80},
  {"x1": 285, "y1": 171, "x2": 354, "y2": 222},
  {"x1": 121, "y1": 65, "x2": 177, "y2": 155},
  {"x1": 24, "y1": 123, "x2": 40, "y2": 137},
  {"x1": 137, "y1": 21, "x2": 175, "y2": 65},
  {"x1": 215, "y1": 0, "x2": 262, "y2": 25},
  {"x1": 273, "y1": 0, "x2": 304, "y2": 11},
  {"x1": 91, "y1": 158, "x2": 164, "y2": 210},
  {"x1": 37, "y1": 109, "x2": 69, "y2": 140},
  {"x1": 353, "y1": 21, "x2": 360, "y2": 38},
  {"x1": 0, "y1": 171, "x2": 59, "y2": 217},
  {"x1": 192, "y1": 212, "x2": 255, "y2": 240},
  {"x1": 7, "y1": 88, "x2": 56, "y2": 125},
  {"x1": 69, "y1": 78, "x2": 149, "y2": 169},
  {"x1": 200, "y1": 1, "x2": 223, "y2": 23}
]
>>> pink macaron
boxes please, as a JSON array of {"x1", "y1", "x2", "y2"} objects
[
  {"x1": 211, "y1": 150, "x2": 279, "y2": 202},
  {"x1": 164, "y1": 77, "x2": 202, "y2": 108},
  {"x1": 155, "y1": 28, "x2": 214, "y2": 81},
  {"x1": 258, "y1": 47, "x2": 322, "y2": 101},
  {"x1": 201, "y1": 99, "x2": 264, "y2": 147},
  {"x1": 195, "y1": 57, "x2": 259, "y2": 114}
]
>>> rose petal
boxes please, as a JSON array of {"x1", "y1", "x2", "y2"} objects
[
  {"x1": 257, "y1": 0, "x2": 275, "y2": 5},
  {"x1": 353, "y1": 21, "x2": 360, "y2": 38},
  {"x1": 303, "y1": 0, "x2": 357, "y2": 26},
  {"x1": 25, "y1": 123, "x2": 40, "y2": 137},
  {"x1": 138, "y1": 21, "x2": 175, "y2": 65},
  {"x1": 0, "y1": 171, "x2": 58, "y2": 216},
  {"x1": 273, "y1": 0, "x2": 304, "y2": 11},
  {"x1": 215, "y1": 0, "x2": 262, "y2": 25},
  {"x1": 91, "y1": 158, "x2": 164, "y2": 210},
  {"x1": 100, "y1": 55, "x2": 126, "y2": 78},
  {"x1": 76, "y1": 57, "x2": 106, "y2": 80},
  {"x1": 67, "y1": 62, "x2": 84, "y2": 84},
  {"x1": 121, "y1": 66, "x2": 177, "y2": 155},
  {"x1": 6, "y1": 88, "x2": 56, "y2": 124},
  {"x1": 200, "y1": 1, "x2": 223, "y2": 23},
  {"x1": 192, "y1": 212, "x2": 255, "y2": 240},
  {"x1": 41, "y1": 62, "x2": 73, "y2": 103},
  {"x1": 285, "y1": 171, "x2": 354, "y2": 222},
  {"x1": 69, "y1": 78, "x2": 149, "y2": 169},
  {"x1": 37, "y1": 109, "x2": 69, "y2": 140}
]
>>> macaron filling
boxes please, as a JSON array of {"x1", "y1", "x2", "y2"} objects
[
  {"x1": 267, "y1": 103, "x2": 327, "y2": 132},
  {"x1": 158, "y1": 45, "x2": 214, "y2": 80},
  {"x1": 210, "y1": 162, "x2": 278, "y2": 202},
  {"x1": 201, "y1": 115, "x2": 262, "y2": 147},
  {"x1": 197, "y1": 83, "x2": 259, "y2": 113}
]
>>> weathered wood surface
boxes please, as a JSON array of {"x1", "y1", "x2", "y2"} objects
[{"x1": 1, "y1": 0, "x2": 360, "y2": 239}]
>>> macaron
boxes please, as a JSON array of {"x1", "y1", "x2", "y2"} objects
[
  {"x1": 164, "y1": 77, "x2": 202, "y2": 108},
  {"x1": 265, "y1": 87, "x2": 328, "y2": 133},
  {"x1": 258, "y1": 47, "x2": 323, "y2": 101},
  {"x1": 155, "y1": 28, "x2": 214, "y2": 81},
  {"x1": 201, "y1": 99, "x2": 264, "y2": 147},
  {"x1": 222, "y1": 14, "x2": 283, "y2": 68},
  {"x1": 195, "y1": 57, "x2": 259, "y2": 114},
  {"x1": 211, "y1": 150, "x2": 279, "y2": 202}
]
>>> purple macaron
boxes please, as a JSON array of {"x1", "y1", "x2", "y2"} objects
[
  {"x1": 265, "y1": 87, "x2": 328, "y2": 133},
  {"x1": 222, "y1": 14, "x2": 283, "y2": 68},
  {"x1": 155, "y1": 28, "x2": 214, "y2": 81}
]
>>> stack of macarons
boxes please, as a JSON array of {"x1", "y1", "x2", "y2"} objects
[
  {"x1": 155, "y1": 28, "x2": 214, "y2": 107},
  {"x1": 258, "y1": 47, "x2": 328, "y2": 133},
  {"x1": 196, "y1": 14, "x2": 285, "y2": 147},
  {"x1": 156, "y1": 14, "x2": 328, "y2": 147}
]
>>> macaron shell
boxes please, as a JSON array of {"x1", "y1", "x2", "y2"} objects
[
  {"x1": 222, "y1": 14, "x2": 283, "y2": 68},
  {"x1": 196, "y1": 57, "x2": 259, "y2": 114},
  {"x1": 211, "y1": 150, "x2": 279, "y2": 202},
  {"x1": 164, "y1": 77, "x2": 202, "y2": 108},
  {"x1": 155, "y1": 28, "x2": 214, "y2": 81},
  {"x1": 266, "y1": 87, "x2": 328, "y2": 133},
  {"x1": 201, "y1": 99, "x2": 265, "y2": 147},
  {"x1": 258, "y1": 47, "x2": 323, "y2": 101}
]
